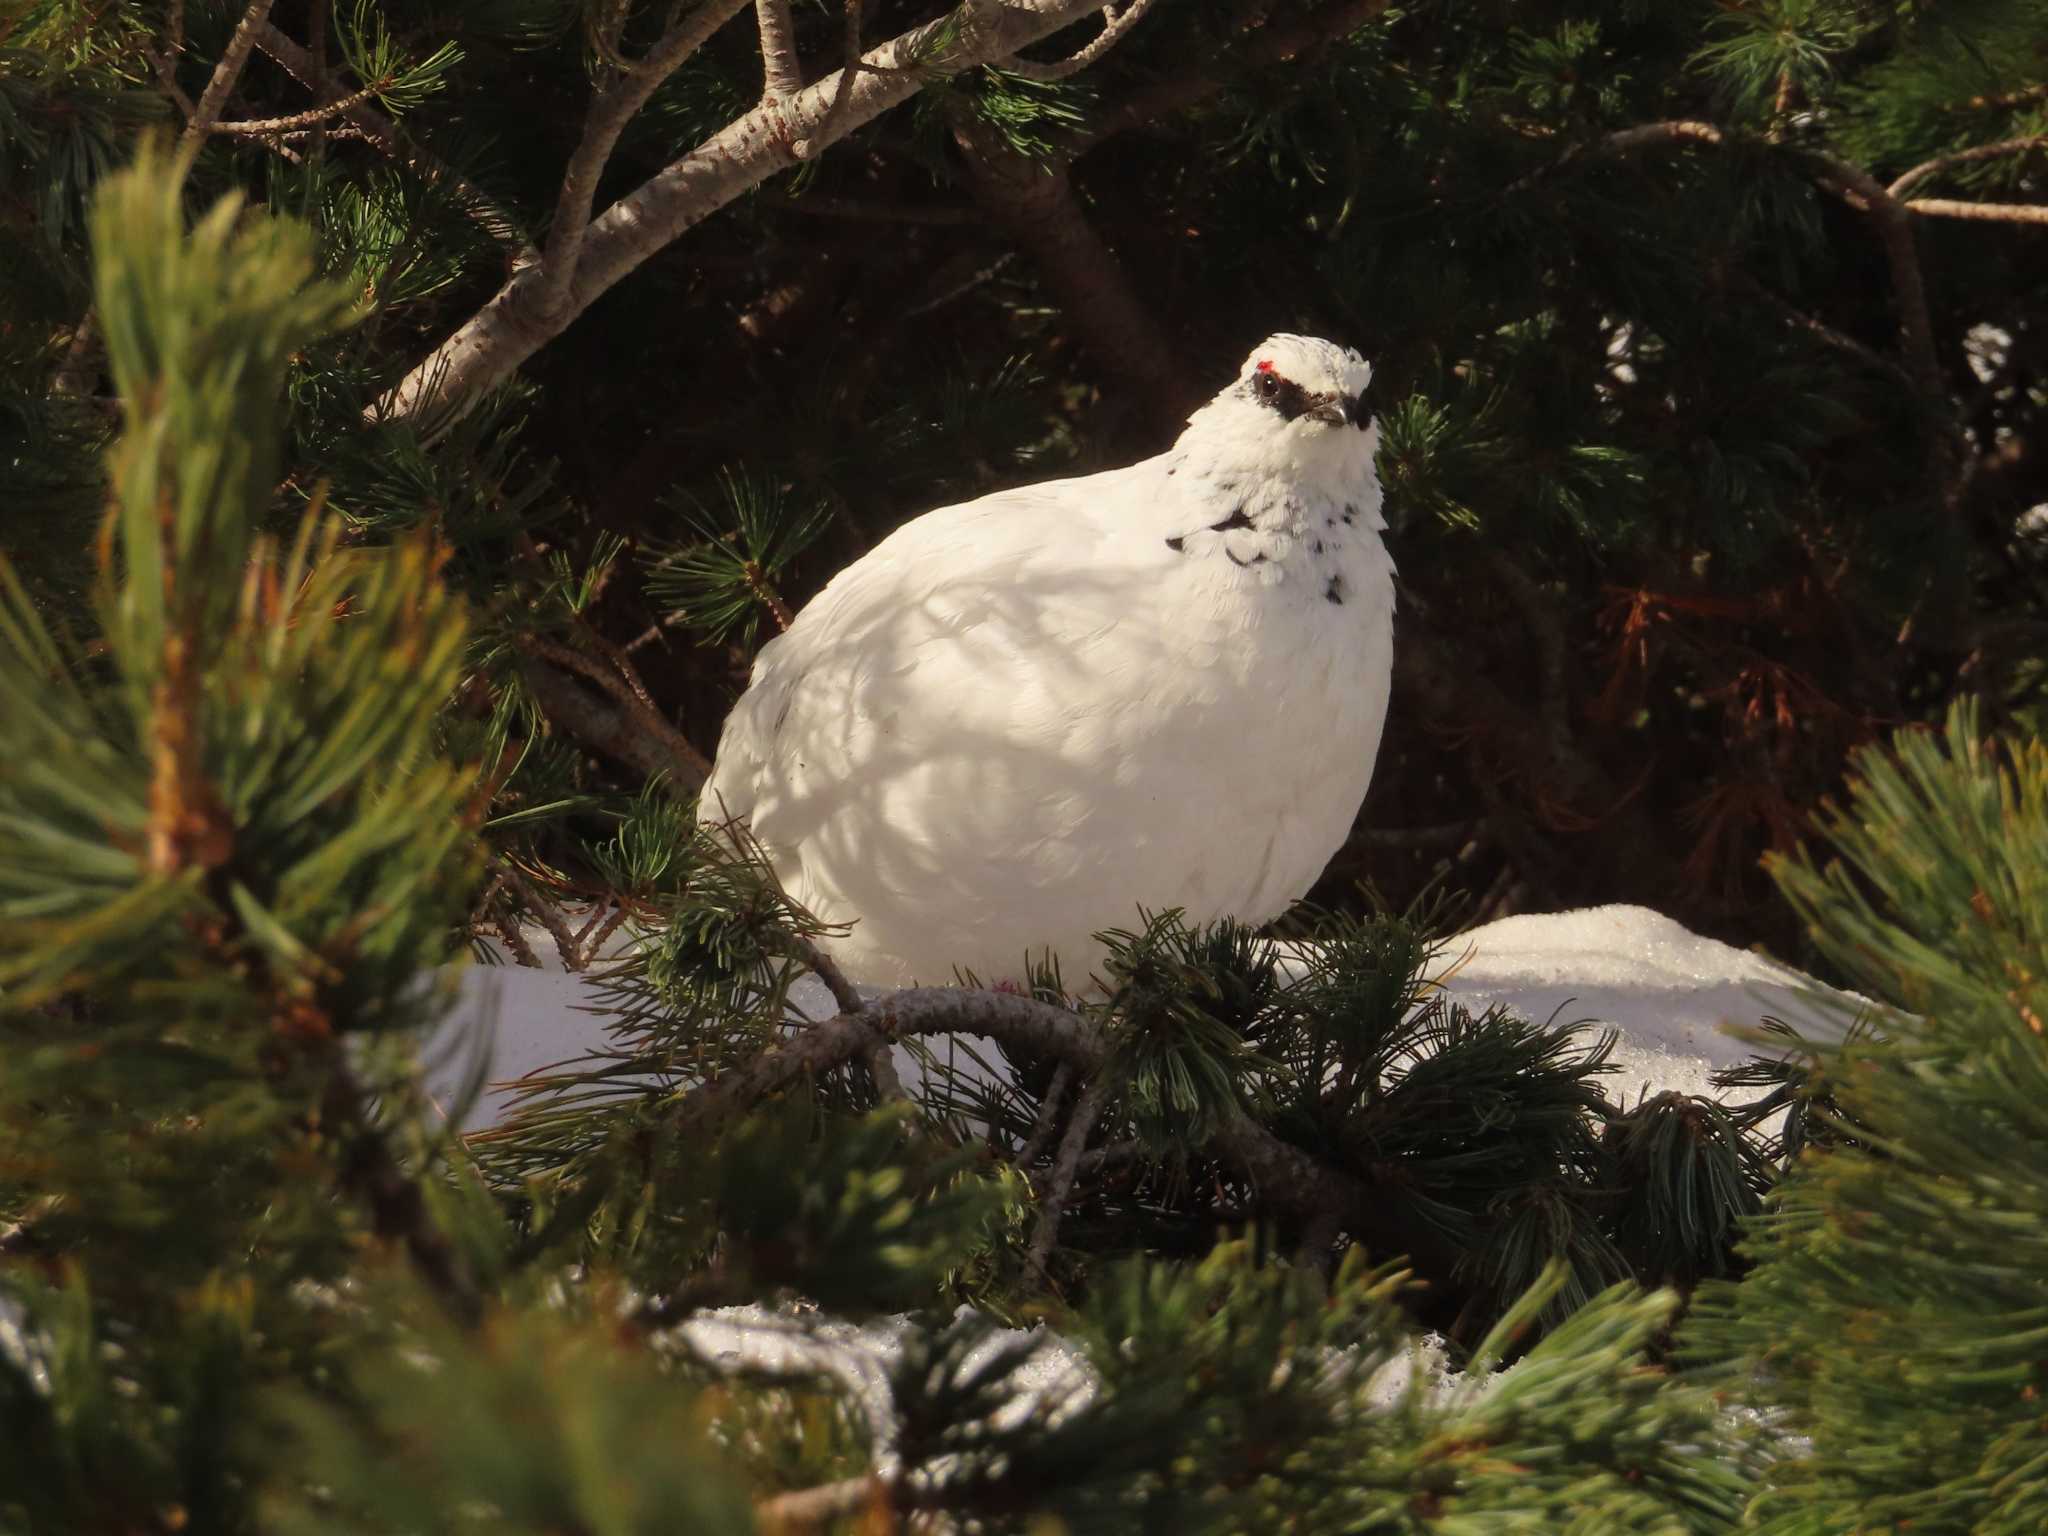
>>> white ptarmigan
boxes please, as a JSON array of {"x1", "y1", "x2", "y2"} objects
[{"x1": 699, "y1": 335, "x2": 1394, "y2": 988}]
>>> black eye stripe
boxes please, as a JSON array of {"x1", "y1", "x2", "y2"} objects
[{"x1": 1252, "y1": 372, "x2": 1309, "y2": 421}]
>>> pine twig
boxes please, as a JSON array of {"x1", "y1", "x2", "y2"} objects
[
  {"x1": 210, "y1": 79, "x2": 391, "y2": 136},
  {"x1": 1904, "y1": 198, "x2": 2048, "y2": 226},
  {"x1": 515, "y1": 632, "x2": 713, "y2": 784},
  {"x1": 179, "y1": 0, "x2": 279, "y2": 148},
  {"x1": 1888, "y1": 134, "x2": 2048, "y2": 199},
  {"x1": 784, "y1": 930, "x2": 907, "y2": 1103},
  {"x1": 497, "y1": 859, "x2": 587, "y2": 970}
]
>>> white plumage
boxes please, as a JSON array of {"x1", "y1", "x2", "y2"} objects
[{"x1": 699, "y1": 334, "x2": 1396, "y2": 988}]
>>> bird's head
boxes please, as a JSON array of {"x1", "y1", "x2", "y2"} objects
[{"x1": 1174, "y1": 334, "x2": 1379, "y2": 490}]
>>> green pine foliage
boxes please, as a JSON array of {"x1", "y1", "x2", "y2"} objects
[{"x1": 1686, "y1": 705, "x2": 2048, "y2": 1532}]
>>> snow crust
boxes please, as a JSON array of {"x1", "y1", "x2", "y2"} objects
[{"x1": 428, "y1": 902, "x2": 1859, "y2": 1130}]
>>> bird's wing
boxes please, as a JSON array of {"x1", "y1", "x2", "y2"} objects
[{"x1": 698, "y1": 461, "x2": 1167, "y2": 840}]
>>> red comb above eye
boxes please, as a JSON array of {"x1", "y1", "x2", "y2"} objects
[{"x1": 1255, "y1": 359, "x2": 1274, "y2": 372}]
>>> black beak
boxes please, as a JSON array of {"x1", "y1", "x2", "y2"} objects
[{"x1": 1307, "y1": 392, "x2": 1371, "y2": 428}]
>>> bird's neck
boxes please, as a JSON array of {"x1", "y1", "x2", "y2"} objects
[{"x1": 1165, "y1": 401, "x2": 1385, "y2": 532}]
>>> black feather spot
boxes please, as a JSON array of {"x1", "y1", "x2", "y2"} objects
[
  {"x1": 1226, "y1": 547, "x2": 1268, "y2": 568},
  {"x1": 1312, "y1": 540, "x2": 1324, "y2": 554},
  {"x1": 1209, "y1": 507, "x2": 1254, "y2": 533},
  {"x1": 1165, "y1": 536, "x2": 1186, "y2": 552},
  {"x1": 1325, "y1": 576, "x2": 1345, "y2": 605}
]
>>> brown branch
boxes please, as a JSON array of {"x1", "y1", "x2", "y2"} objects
[
  {"x1": 1016, "y1": 1060, "x2": 1074, "y2": 1165},
  {"x1": 952, "y1": 106, "x2": 1189, "y2": 420},
  {"x1": 254, "y1": 23, "x2": 535, "y2": 263},
  {"x1": 179, "y1": 0, "x2": 278, "y2": 147},
  {"x1": 376, "y1": 0, "x2": 1125, "y2": 424},
  {"x1": 1005, "y1": 0, "x2": 1163, "y2": 82},
  {"x1": 498, "y1": 860, "x2": 587, "y2": 970},
  {"x1": 1026, "y1": 1067, "x2": 1113, "y2": 1280},
  {"x1": 755, "y1": 0, "x2": 805, "y2": 101},
  {"x1": 1888, "y1": 134, "x2": 2048, "y2": 198},
  {"x1": 660, "y1": 983, "x2": 1465, "y2": 1279},
  {"x1": 1905, "y1": 197, "x2": 2048, "y2": 226},
  {"x1": 515, "y1": 633, "x2": 713, "y2": 785},
  {"x1": 766, "y1": 189, "x2": 974, "y2": 225},
  {"x1": 1799, "y1": 151, "x2": 1943, "y2": 401},
  {"x1": 539, "y1": 0, "x2": 756, "y2": 319},
  {"x1": 210, "y1": 79, "x2": 389, "y2": 136},
  {"x1": 757, "y1": 1475, "x2": 889, "y2": 1531},
  {"x1": 782, "y1": 930, "x2": 907, "y2": 1102},
  {"x1": 518, "y1": 655, "x2": 704, "y2": 793}
]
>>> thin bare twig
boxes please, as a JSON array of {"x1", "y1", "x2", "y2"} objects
[
  {"x1": 783, "y1": 931, "x2": 907, "y2": 1102},
  {"x1": 180, "y1": 0, "x2": 279, "y2": 147},
  {"x1": 539, "y1": 0, "x2": 755, "y2": 318},
  {"x1": 1905, "y1": 197, "x2": 2048, "y2": 226},
  {"x1": 254, "y1": 23, "x2": 536, "y2": 263},
  {"x1": 498, "y1": 860, "x2": 587, "y2": 970},
  {"x1": 1026, "y1": 1068, "x2": 1112, "y2": 1280},
  {"x1": 1004, "y1": 0, "x2": 1163, "y2": 82},
  {"x1": 211, "y1": 79, "x2": 390, "y2": 136},
  {"x1": 1888, "y1": 134, "x2": 2048, "y2": 198},
  {"x1": 1016, "y1": 1060, "x2": 1074, "y2": 1165}
]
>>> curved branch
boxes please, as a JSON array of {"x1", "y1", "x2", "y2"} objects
[
  {"x1": 377, "y1": 0, "x2": 1123, "y2": 425},
  {"x1": 662, "y1": 984, "x2": 1463, "y2": 1276},
  {"x1": 1905, "y1": 197, "x2": 2048, "y2": 226},
  {"x1": 1888, "y1": 134, "x2": 2048, "y2": 199},
  {"x1": 1004, "y1": 0, "x2": 1162, "y2": 82}
]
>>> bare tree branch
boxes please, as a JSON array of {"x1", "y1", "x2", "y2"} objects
[
  {"x1": 377, "y1": 0, "x2": 1126, "y2": 426},
  {"x1": 1905, "y1": 197, "x2": 2048, "y2": 226},
  {"x1": 755, "y1": 0, "x2": 805, "y2": 101},
  {"x1": 952, "y1": 105, "x2": 1190, "y2": 420},
  {"x1": 179, "y1": 0, "x2": 278, "y2": 147},
  {"x1": 1026, "y1": 1066, "x2": 1113, "y2": 1280},
  {"x1": 515, "y1": 633, "x2": 714, "y2": 785},
  {"x1": 1888, "y1": 134, "x2": 2048, "y2": 198},
  {"x1": 538, "y1": 0, "x2": 757, "y2": 321},
  {"x1": 1004, "y1": 0, "x2": 1163, "y2": 82},
  {"x1": 518, "y1": 656, "x2": 705, "y2": 793},
  {"x1": 210, "y1": 78, "x2": 390, "y2": 136}
]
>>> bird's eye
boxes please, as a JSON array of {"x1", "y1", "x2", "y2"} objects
[{"x1": 1254, "y1": 371, "x2": 1282, "y2": 400}]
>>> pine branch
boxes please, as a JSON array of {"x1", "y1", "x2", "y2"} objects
[
  {"x1": 1888, "y1": 135, "x2": 2048, "y2": 198},
  {"x1": 538, "y1": 0, "x2": 756, "y2": 320},
  {"x1": 178, "y1": 0, "x2": 279, "y2": 148},
  {"x1": 1026, "y1": 1066, "x2": 1114, "y2": 1280},
  {"x1": 321, "y1": 1053, "x2": 484, "y2": 1325},
  {"x1": 253, "y1": 23, "x2": 536, "y2": 264},
  {"x1": 952, "y1": 106, "x2": 1190, "y2": 420},
  {"x1": 376, "y1": 0, "x2": 1126, "y2": 426},
  {"x1": 655, "y1": 982, "x2": 1465, "y2": 1278},
  {"x1": 1904, "y1": 198, "x2": 2048, "y2": 226},
  {"x1": 209, "y1": 79, "x2": 391, "y2": 136},
  {"x1": 518, "y1": 655, "x2": 702, "y2": 792},
  {"x1": 1005, "y1": 0, "x2": 1164, "y2": 82}
]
